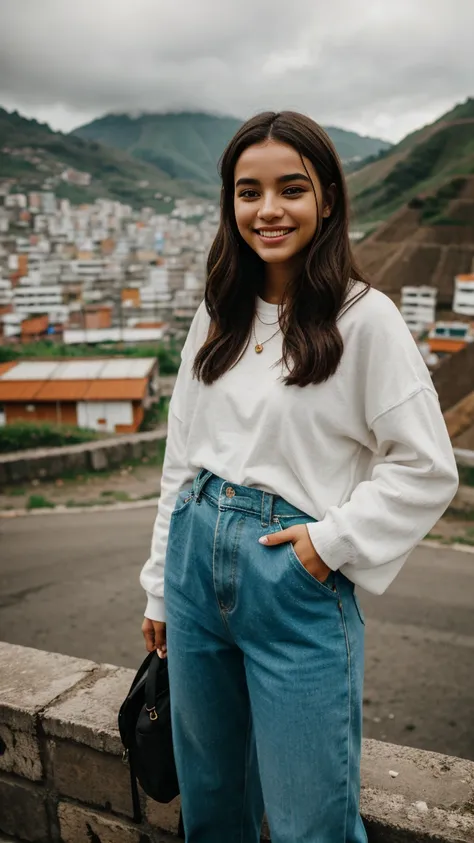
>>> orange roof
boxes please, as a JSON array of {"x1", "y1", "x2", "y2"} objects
[
  {"x1": 428, "y1": 339, "x2": 468, "y2": 353},
  {"x1": 0, "y1": 381, "x2": 43, "y2": 401},
  {"x1": 456, "y1": 274, "x2": 474, "y2": 281},
  {"x1": 35, "y1": 380, "x2": 91, "y2": 401},
  {"x1": 85, "y1": 378, "x2": 148, "y2": 401}
]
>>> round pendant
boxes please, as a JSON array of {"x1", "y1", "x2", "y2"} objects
[{"x1": 255, "y1": 344, "x2": 264, "y2": 354}]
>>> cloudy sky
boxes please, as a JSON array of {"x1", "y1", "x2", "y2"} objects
[{"x1": 0, "y1": 0, "x2": 473, "y2": 143}]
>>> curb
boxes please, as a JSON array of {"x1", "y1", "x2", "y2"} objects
[{"x1": 0, "y1": 498, "x2": 158, "y2": 518}]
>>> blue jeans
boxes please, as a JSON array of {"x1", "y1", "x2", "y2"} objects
[{"x1": 164, "y1": 469, "x2": 368, "y2": 843}]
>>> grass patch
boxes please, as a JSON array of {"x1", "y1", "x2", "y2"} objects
[
  {"x1": 7, "y1": 487, "x2": 26, "y2": 497},
  {"x1": 27, "y1": 494, "x2": 55, "y2": 510},
  {"x1": 425, "y1": 533, "x2": 444, "y2": 541},
  {"x1": 446, "y1": 506, "x2": 474, "y2": 521},
  {"x1": 141, "y1": 397, "x2": 170, "y2": 430},
  {"x1": 452, "y1": 536, "x2": 474, "y2": 547},
  {"x1": 458, "y1": 465, "x2": 474, "y2": 488},
  {"x1": 0, "y1": 421, "x2": 100, "y2": 453}
]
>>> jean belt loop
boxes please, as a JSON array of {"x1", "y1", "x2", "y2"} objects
[
  {"x1": 261, "y1": 491, "x2": 273, "y2": 529},
  {"x1": 193, "y1": 469, "x2": 213, "y2": 503}
]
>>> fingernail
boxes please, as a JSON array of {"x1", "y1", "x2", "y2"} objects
[{"x1": 259, "y1": 536, "x2": 269, "y2": 544}]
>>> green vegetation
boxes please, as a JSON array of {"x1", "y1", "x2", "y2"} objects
[
  {"x1": 27, "y1": 494, "x2": 55, "y2": 510},
  {"x1": 0, "y1": 107, "x2": 211, "y2": 209},
  {"x1": 140, "y1": 397, "x2": 170, "y2": 431},
  {"x1": 458, "y1": 465, "x2": 474, "y2": 488},
  {"x1": 349, "y1": 98, "x2": 474, "y2": 223},
  {"x1": 0, "y1": 338, "x2": 183, "y2": 374},
  {"x1": 407, "y1": 178, "x2": 468, "y2": 223},
  {"x1": 0, "y1": 421, "x2": 100, "y2": 453}
]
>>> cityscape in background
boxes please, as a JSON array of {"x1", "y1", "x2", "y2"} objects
[{"x1": 0, "y1": 98, "x2": 473, "y2": 440}]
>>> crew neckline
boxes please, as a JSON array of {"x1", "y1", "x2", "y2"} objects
[{"x1": 256, "y1": 295, "x2": 282, "y2": 317}]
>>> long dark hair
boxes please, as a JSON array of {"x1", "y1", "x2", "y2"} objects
[{"x1": 193, "y1": 111, "x2": 370, "y2": 387}]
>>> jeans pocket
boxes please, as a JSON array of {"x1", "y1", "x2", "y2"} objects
[
  {"x1": 275, "y1": 518, "x2": 338, "y2": 599},
  {"x1": 170, "y1": 489, "x2": 194, "y2": 518}
]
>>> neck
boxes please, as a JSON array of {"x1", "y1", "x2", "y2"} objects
[{"x1": 261, "y1": 256, "x2": 303, "y2": 304}]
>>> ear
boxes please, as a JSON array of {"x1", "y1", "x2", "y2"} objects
[{"x1": 322, "y1": 183, "x2": 337, "y2": 218}]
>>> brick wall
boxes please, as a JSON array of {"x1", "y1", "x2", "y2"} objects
[{"x1": 0, "y1": 642, "x2": 473, "y2": 842}]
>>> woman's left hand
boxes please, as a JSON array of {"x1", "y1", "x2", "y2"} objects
[{"x1": 259, "y1": 524, "x2": 332, "y2": 582}]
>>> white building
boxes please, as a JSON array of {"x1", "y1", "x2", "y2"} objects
[
  {"x1": 63, "y1": 326, "x2": 167, "y2": 345},
  {"x1": 13, "y1": 281, "x2": 68, "y2": 322},
  {"x1": 0, "y1": 278, "x2": 13, "y2": 307},
  {"x1": 400, "y1": 286, "x2": 437, "y2": 333},
  {"x1": 453, "y1": 274, "x2": 474, "y2": 317},
  {"x1": 41, "y1": 192, "x2": 57, "y2": 215},
  {"x1": 5, "y1": 193, "x2": 27, "y2": 209}
]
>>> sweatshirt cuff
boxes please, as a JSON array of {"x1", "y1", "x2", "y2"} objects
[
  {"x1": 144, "y1": 593, "x2": 166, "y2": 623},
  {"x1": 306, "y1": 519, "x2": 357, "y2": 572}
]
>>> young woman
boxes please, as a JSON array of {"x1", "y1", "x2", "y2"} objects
[{"x1": 140, "y1": 112, "x2": 458, "y2": 843}]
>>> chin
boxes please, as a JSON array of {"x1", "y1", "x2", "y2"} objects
[{"x1": 257, "y1": 249, "x2": 298, "y2": 264}]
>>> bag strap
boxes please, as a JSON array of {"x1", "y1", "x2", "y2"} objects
[
  {"x1": 128, "y1": 753, "x2": 142, "y2": 824},
  {"x1": 144, "y1": 652, "x2": 162, "y2": 714}
]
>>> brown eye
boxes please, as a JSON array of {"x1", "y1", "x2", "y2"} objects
[{"x1": 283, "y1": 186, "x2": 304, "y2": 196}]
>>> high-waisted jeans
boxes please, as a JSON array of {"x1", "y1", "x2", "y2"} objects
[{"x1": 164, "y1": 468, "x2": 368, "y2": 843}]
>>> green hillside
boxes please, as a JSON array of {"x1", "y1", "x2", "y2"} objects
[
  {"x1": 73, "y1": 110, "x2": 392, "y2": 184},
  {"x1": 324, "y1": 126, "x2": 391, "y2": 163},
  {"x1": 349, "y1": 97, "x2": 474, "y2": 223},
  {"x1": 0, "y1": 108, "x2": 216, "y2": 210},
  {"x1": 74, "y1": 112, "x2": 242, "y2": 186}
]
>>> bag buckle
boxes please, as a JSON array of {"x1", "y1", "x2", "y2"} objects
[{"x1": 146, "y1": 705, "x2": 158, "y2": 721}]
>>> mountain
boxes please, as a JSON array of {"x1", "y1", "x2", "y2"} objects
[
  {"x1": 354, "y1": 174, "x2": 474, "y2": 308},
  {"x1": 0, "y1": 107, "x2": 216, "y2": 210},
  {"x1": 73, "y1": 110, "x2": 392, "y2": 185},
  {"x1": 74, "y1": 112, "x2": 242, "y2": 186},
  {"x1": 323, "y1": 126, "x2": 391, "y2": 164},
  {"x1": 349, "y1": 97, "x2": 474, "y2": 223}
]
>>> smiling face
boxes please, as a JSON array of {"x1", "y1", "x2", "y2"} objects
[{"x1": 233, "y1": 139, "x2": 332, "y2": 266}]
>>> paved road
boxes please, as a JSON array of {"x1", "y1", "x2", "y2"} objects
[{"x1": 1, "y1": 508, "x2": 473, "y2": 761}]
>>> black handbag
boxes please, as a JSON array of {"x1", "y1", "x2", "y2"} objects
[{"x1": 118, "y1": 651, "x2": 184, "y2": 836}]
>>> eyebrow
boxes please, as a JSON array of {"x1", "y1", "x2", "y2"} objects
[{"x1": 235, "y1": 172, "x2": 312, "y2": 187}]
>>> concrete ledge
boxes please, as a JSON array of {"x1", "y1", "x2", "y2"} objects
[
  {"x1": 0, "y1": 642, "x2": 473, "y2": 842},
  {"x1": 0, "y1": 427, "x2": 167, "y2": 487}
]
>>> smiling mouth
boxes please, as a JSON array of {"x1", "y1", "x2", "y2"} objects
[{"x1": 254, "y1": 228, "x2": 295, "y2": 239}]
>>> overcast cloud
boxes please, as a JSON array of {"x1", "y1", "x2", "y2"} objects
[{"x1": 0, "y1": 0, "x2": 473, "y2": 142}]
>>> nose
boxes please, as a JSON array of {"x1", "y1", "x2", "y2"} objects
[{"x1": 256, "y1": 192, "x2": 284, "y2": 221}]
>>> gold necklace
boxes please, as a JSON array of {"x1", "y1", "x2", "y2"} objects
[
  {"x1": 256, "y1": 312, "x2": 280, "y2": 326},
  {"x1": 253, "y1": 322, "x2": 281, "y2": 353}
]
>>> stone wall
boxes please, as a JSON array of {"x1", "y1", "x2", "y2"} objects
[
  {"x1": 0, "y1": 428, "x2": 167, "y2": 488},
  {"x1": 0, "y1": 642, "x2": 473, "y2": 842},
  {"x1": 1, "y1": 427, "x2": 473, "y2": 492}
]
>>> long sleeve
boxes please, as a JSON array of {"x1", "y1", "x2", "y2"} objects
[
  {"x1": 139, "y1": 404, "x2": 196, "y2": 621},
  {"x1": 139, "y1": 302, "x2": 206, "y2": 621},
  {"x1": 307, "y1": 385, "x2": 459, "y2": 593}
]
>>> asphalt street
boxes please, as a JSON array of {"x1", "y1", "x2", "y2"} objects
[{"x1": 1, "y1": 507, "x2": 473, "y2": 760}]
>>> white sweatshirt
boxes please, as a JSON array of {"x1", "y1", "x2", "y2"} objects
[{"x1": 140, "y1": 283, "x2": 459, "y2": 622}]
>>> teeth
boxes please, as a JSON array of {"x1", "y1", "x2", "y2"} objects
[{"x1": 258, "y1": 229, "x2": 292, "y2": 238}]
